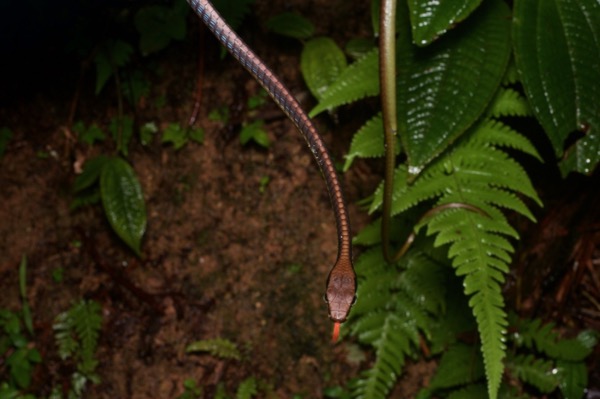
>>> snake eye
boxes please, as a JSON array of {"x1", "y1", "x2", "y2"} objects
[
  {"x1": 352, "y1": 295, "x2": 357, "y2": 305},
  {"x1": 322, "y1": 293, "x2": 329, "y2": 303}
]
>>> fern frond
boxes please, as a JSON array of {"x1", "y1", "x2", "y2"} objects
[
  {"x1": 69, "y1": 301, "x2": 102, "y2": 374},
  {"x1": 348, "y1": 247, "x2": 448, "y2": 399},
  {"x1": 235, "y1": 376, "x2": 257, "y2": 399},
  {"x1": 309, "y1": 48, "x2": 380, "y2": 117},
  {"x1": 509, "y1": 315, "x2": 598, "y2": 362},
  {"x1": 352, "y1": 314, "x2": 412, "y2": 399},
  {"x1": 487, "y1": 88, "x2": 532, "y2": 118},
  {"x1": 506, "y1": 354, "x2": 558, "y2": 393},
  {"x1": 53, "y1": 300, "x2": 102, "y2": 375}
]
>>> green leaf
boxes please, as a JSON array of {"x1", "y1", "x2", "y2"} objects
[
  {"x1": 189, "y1": 127, "x2": 205, "y2": 144},
  {"x1": 309, "y1": 48, "x2": 380, "y2": 117},
  {"x1": 75, "y1": 122, "x2": 106, "y2": 146},
  {"x1": 301, "y1": 37, "x2": 347, "y2": 101},
  {"x1": 135, "y1": 1, "x2": 188, "y2": 56},
  {"x1": 429, "y1": 343, "x2": 485, "y2": 390},
  {"x1": 108, "y1": 115, "x2": 134, "y2": 156},
  {"x1": 513, "y1": 0, "x2": 600, "y2": 175},
  {"x1": 447, "y1": 384, "x2": 488, "y2": 399},
  {"x1": 186, "y1": 338, "x2": 241, "y2": 360},
  {"x1": 556, "y1": 360, "x2": 587, "y2": 399},
  {"x1": 100, "y1": 157, "x2": 146, "y2": 256},
  {"x1": 345, "y1": 38, "x2": 376, "y2": 60},
  {"x1": 266, "y1": 12, "x2": 314, "y2": 40},
  {"x1": 162, "y1": 123, "x2": 188, "y2": 150},
  {"x1": 122, "y1": 70, "x2": 150, "y2": 106},
  {"x1": 212, "y1": 0, "x2": 255, "y2": 30},
  {"x1": 397, "y1": 0, "x2": 512, "y2": 171},
  {"x1": 0, "y1": 127, "x2": 13, "y2": 159},
  {"x1": 407, "y1": 0, "x2": 483, "y2": 46},
  {"x1": 94, "y1": 40, "x2": 133, "y2": 95},
  {"x1": 240, "y1": 120, "x2": 270, "y2": 148},
  {"x1": 73, "y1": 155, "x2": 110, "y2": 193},
  {"x1": 140, "y1": 122, "x2": 158, "y2": 146}
]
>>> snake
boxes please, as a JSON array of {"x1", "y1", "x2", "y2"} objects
[{"x1": 186, "y1": 0, "x2": 356, "y2": 340}]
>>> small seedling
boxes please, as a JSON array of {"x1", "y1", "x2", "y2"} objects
[
  {"x1": 162, "y1": 123, "x2": 205, "y2": 150},
  {"x1": 258, "y1": 176, "x2": 270, "y2": 193},
  {"x1": 73, "y1": 121, "x2": 106, "y2": 146},
  {"x1": 239, "y1": 121, "x2": 269, "y2": 148},
  {"x1": 208, "y1": 106, "x2": 230, "y2": 123}
]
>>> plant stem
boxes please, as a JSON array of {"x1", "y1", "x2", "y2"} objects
[{"x1": 379, "y1": 0, "x2": 398, "y2": 263}]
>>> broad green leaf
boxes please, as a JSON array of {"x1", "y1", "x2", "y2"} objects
[
  {"x1": 135, "y1": 2, "x2": 187, "y2": 56},
  {"x1": 513, "y1": 0, "x2": 600, "y2": 175},
  {"x1": 397, "y1": 0, "x2": 511, "y2": 173},
  {"x1": 212, "y1": 0, "x2": 255, "y2": 30},
  {"x1": 94, "y1": 40, "x2": 133, "y2": 95},
  {"x1": 407, "y1": 0, "x2": 483, "y2": 46},
  {"x1": 429, "y1": 343, "x2": 484, "y2": 390},
  {"x1": 309, "y1": 48, "x2": 379, "y2": 117},
  {"x1": 100, "y1": 158, "x2": 146, "y2": 256},
  {"x1": 266, "y1": 12, "x2": 314, "y2": 40},
  {"x1": 301, "y1": 37, "x2": 347, "y2": 101},
  {"x1": 345, "y1": 38, "x2": 376, "y2": 60}
]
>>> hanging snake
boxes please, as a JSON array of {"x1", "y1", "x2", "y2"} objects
[{"x1": 186, "y1": 0, "x2": 356, "y2": 341}]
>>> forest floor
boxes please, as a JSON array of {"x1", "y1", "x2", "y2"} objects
[{"x1": 1, "y1": 0, "x2": 599, "y2": 398}]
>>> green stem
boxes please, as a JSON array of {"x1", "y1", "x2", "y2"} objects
[{"x1": 379, "y1": 0, "x2": 398, "y2": 263}]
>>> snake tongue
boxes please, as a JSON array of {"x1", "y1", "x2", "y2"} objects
[{"x1": 331, "y1": 322, "x2": 341, "y2": 343}]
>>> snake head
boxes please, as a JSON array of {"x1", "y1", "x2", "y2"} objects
[{"x1": 325, "y1": 266, "x2": 356, "y2": 323}]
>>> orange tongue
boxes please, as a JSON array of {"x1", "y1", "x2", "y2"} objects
[{"x1": 331, "y1": 322, "x2": 341, "y2": 343}]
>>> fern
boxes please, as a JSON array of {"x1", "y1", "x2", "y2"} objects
[
  {"x1": 53, "y1": 300, "x2": 102, "y2": 397},
  {"x1": 506, "y1": 354, "x2": 558, "y2": 393},
  {"x1": 509, "y1": 314, "x2": 598, "y2": 362},
  {"x1": 235, "y1": 377, "x2": 257, "y2": 399},
  {"x1": 487, "y1": 88, "x2": 531, "y2": 118},
  {"x1": 347, "y1": 246, "x2": 448, "y2": 398},
  {"x1": 346, "y1": 116, "x2": 542, "y2": 399}
]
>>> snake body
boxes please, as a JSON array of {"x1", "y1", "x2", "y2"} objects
[{"x1": 187, "y1": 0, "x2": 356, "y2": 325}]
